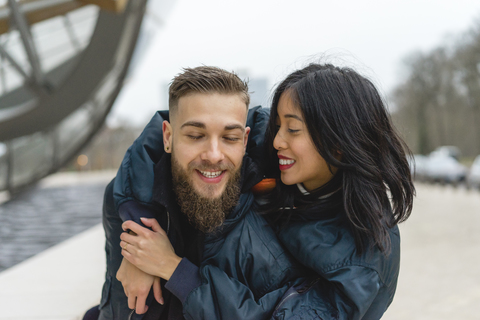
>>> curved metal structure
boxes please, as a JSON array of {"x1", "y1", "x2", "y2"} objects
[{"x1": 0, "y1": 0, "x2": 148, "y2": 193}]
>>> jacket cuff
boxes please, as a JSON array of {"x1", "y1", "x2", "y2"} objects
[
  {"x1": 165, "y1": 258, "x2": 202, "y2": 304},
  {"x1": 118, "y1": 200, "x2": 157, "y2": 227}
]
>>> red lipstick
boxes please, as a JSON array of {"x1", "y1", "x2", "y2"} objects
[{"x1": 278, "y1": 155, "x2": 295, "y2": 171}]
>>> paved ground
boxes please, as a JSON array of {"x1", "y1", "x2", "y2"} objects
[
  {"x1": 382, "y1": 184, "x2": 480, "y2": 319},
  {"x1": 0, "y1": 170, "x2": 116, "y2": 272},
  {"x1": 0, "y1": 171, "x2": 115, "y2": 320},
  {"x1": 0, "y1": 225, "x2": 105, "y2": 320}
]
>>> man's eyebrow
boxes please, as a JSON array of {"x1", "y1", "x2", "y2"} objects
[
  {"x1": 224, "y1": 124, "x2": 245, "y2": 132},
  {"x1": 180, "y1": 122, "x2": 245, "y2": 132},
  {"x1": 284, "y1": 114, "x2": 304, "y2": 122},
  {"x1": 180, "y1": 121, "x2": 206, "y2": 129}
]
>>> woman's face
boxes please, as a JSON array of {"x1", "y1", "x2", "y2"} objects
[{"x1": 273, "y1": 91, "x2": 337, "y2": 191}]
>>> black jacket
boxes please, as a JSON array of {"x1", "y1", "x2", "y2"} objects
[{"x1": 111, "y1": 107, "x2": 401, "y2": 320}]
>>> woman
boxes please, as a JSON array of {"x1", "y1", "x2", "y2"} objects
[
  {"x1": 115, "y1": 63, "x2": 415, "y2": 319},
  {"x1": 261, "y1": 63, "x2": 415, "y2": 319}
]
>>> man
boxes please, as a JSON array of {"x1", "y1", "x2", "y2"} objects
[{"x1": 95, "y1": 66, "x2": 306, "y2": 320}]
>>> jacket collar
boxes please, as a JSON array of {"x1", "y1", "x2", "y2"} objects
[
  {"x1": 151, "y1": 154, "x2": 179, "y2": 212},
  {"x1": 203, "y1": 192, "x2": 255, "y2": 243}
]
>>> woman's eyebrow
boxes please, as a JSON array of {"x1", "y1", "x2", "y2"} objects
[{"x1": 284, "y1": 114, "x2": 303, "y2": 122}]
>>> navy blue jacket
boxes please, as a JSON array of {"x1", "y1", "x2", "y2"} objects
[
  {"x1": 112, "y1": 107, "x2": 401, "y2": 320},
  {"x1": 271, "y1": 191, "x2": 400, "y2": 320},
  {"x1": 104, "y1": 107, "x2": 307, "y2": 320}
]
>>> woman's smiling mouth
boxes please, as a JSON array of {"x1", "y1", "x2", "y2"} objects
[{"x1": 278, "y1": 155, "x2": 295, "y2": 170}]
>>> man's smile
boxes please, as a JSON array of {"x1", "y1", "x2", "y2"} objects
[
  {"x1": 199, "y1": 170, "x2": 223, "y2": 178},
  {"x1": 195, "y1": 169, "x2": 226, "y2": 184}
]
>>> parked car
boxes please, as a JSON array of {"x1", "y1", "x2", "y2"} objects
[
  {"x1": 431, "y1": 145, "x2": 461, "y2": 160},
  {"x1": 468, "y1": 155, "x2": 480, "y2": 190},
  {"x1": 408, "y1": 154, "x2": 428, "y2": 181},
  {"x1": 423, "y1": 153, "x2": 467, "y2": 185}
]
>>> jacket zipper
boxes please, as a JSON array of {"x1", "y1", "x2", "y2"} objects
[
  {"x1": 272, "y1": 278, "x2": 321, "y2": 316},
  {"x1": 166, "y1": 210, "x2": 170, "y2": 235},
  {"x1": 127, "y1": 308, "x2": 135, "y2": 320}
]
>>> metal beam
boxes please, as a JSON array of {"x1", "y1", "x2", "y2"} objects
[
  {"x1": 8, "y1": 0, "x2": 44, "y2": 85},
  {"x1": 0, "y1": 1, "x2": 87, "y2": 36},
  {"x1": 78, "y1": 0, "x2": 128, "y2": 13},
  {"x1": 0, "y1": 43, "x2": 30, "y2": 80}
]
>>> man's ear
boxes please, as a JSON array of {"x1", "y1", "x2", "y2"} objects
[
  {"x1": 243, "y1": 126, "x2": 251, "y2": 153},
  {"x1": 162, "y1": 120, "x2": 172, "y2": 153}
]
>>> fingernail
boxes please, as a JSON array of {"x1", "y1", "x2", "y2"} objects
[{"x1": 160, "y1": 298, "x2": 164, "y2": 305}]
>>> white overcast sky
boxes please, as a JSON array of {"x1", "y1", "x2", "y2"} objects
[{"x1": 107, "y1": 0, "x2": 480, "y2": 127}]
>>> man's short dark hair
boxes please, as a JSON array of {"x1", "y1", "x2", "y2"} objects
[{"x1": 168, "y1": 66, "x2": 250, "y2": 116}]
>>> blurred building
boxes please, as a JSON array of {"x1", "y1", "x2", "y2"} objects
[
  {"x1": 237, "y1": 70, "x2": 270, "y2": 108},
  {"x1": 160, "y1": 70, "x2": 270, "y2": 110}
]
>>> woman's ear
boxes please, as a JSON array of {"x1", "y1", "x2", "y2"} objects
[
  {"x1": 333, "y1": 149, "x2": 342, "y2": 161},
  {"x1": 162, "y1": 120, "x2": 172, "y2": 153}
]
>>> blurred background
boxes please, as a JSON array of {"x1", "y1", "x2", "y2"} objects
[{"x1": 0, "y1": 0, "x2": 479, "y2": 319}]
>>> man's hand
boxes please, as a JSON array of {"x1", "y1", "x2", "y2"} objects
[
  {"x1": 120, "y1": 218, "x2": 182, "y2": 280},
  {"x1": 116, "y1": 258, "x2": 164, "y2": 314}
]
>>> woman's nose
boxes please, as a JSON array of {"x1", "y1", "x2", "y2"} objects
[{"x1": 273, "y1": 131, "x2": 287, "y2": 151}]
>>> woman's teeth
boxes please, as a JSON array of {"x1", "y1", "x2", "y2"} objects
[
  {"x1": 279, "y1": 159, "x2": 295, "y2": 165},
  {"x1": 200, "y1": 170, "x2": 222, "y2": 178}
]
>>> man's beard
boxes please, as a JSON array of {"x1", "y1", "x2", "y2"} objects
[{"x1": 171, "y1": 154, "x2": 241, "y2": 234}]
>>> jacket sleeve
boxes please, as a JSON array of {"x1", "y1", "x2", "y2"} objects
[
  {"x1": 112, "y1": 106, "x2": 269, "y2": 214},
  {"x1": 321, "y1": 266, "x2": 381, "y2": 319},
  {"x1": 273, "y1": 267, "x2": 381, "y2": 320},
  {"x1": 277, "y1": 222, "x2": 384, "y2": 320},
  {"x1": 166, "y1": 261, "x2": 300, "y2": 320},
  {"x1": 113, "y1": 111, "x2": 168, "y2": 211}
]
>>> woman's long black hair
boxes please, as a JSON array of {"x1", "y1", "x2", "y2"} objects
[{"x1": 263, "y1": 63, "x2": 415, "y2": 255}]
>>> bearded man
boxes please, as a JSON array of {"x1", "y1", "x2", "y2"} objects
[{"x1": 89, "y1": 67, "x2": 306, "y2": 320}]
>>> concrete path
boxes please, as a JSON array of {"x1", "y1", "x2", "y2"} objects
[
  {"x1": 383, "y1": 184, "x2": 480, "y2": 319},
  {"x1": 0, "y1": 171, "x2": 114, "y2": 320},
  {"x1": 0, "y1": 224, "x2": 105, "y2": 320}
]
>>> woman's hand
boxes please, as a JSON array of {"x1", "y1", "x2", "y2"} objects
[
  {"x1": 120, "y1": 218, "x2": 182, "y2": 281},
  {"x1": 116, "y1": 258, "x2": 163, "y2": 313}
]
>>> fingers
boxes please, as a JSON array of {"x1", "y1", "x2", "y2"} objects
[
  {"x1": 122, "y1": 220, "x2": 148, "y2": 236},
  {"x1": 120, "y1": 240, "x2": 132, "y2": 253},
  {"x1": 140, "y1": 217, "x2": 166, "y2": 235},
  {"x1": 120, "y1": 232, "x2": 138, "y2": 246},
  {"x1": 153, "y1": 277, "x2": 164, "y2": 305},
  {"x1": 127, "y1": 294, "x2": 136, "y2": 310},
  {"x1": 121, "y1": 247, "x2": 135, "y2": 265},
  {"x1": 135, "y1": 292, "x2": 149, "y2": 315}
]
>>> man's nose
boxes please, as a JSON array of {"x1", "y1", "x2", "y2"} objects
[{"x1": 201, "y1": 139, "x2": 225, "y2": 163}]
